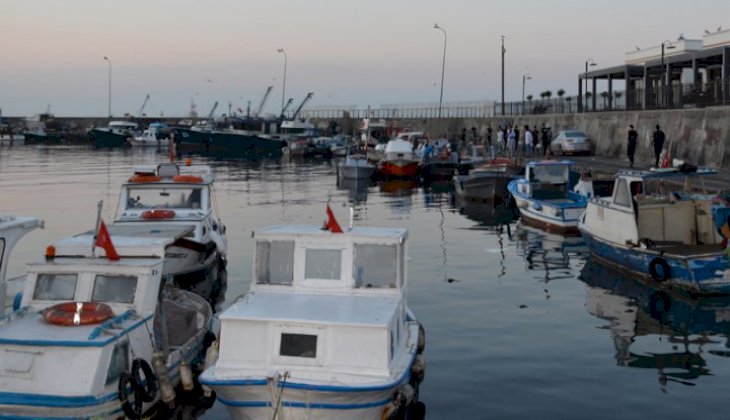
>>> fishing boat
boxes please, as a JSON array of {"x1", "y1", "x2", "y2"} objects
[
  {"x1": 378, "y1": 138, "x2": 419, "y2": 179},
  {"x1": 507, "y1": 160, "x2": 589, "y2": 234},
  {"x1": 91, "y1": 121, "x2": 139, "y2": 148},
  {"x1": 128, "y1": 122, "x2": 170, "y2": 148},
  {"x1": 115, "y1": 162, "x2": 227, "y2": 308},
  {"x1": 199, "y1": 211, "x2": 426, "y2": 419},
  {"x1": 21, "y1": 114, "x2": 65, "y2": 145},
  {"x1": 0, "y1": 222, "x2": 216, "y2": 418},
  {"x1": 578, "y1": 167, "x2": 730, "y2": 294},
  {"x1": 174, "y1": 125, "x2": 287, "y2": 158},
  {"x1": 338, "y1": 152, "x2": 376, "y2": 180},
  {"x1": 453, "y1": 158, "x2": 520, "y2": 203},
  {"x1": 0, "y1": 216, "x2": 43, "y2": 311}
]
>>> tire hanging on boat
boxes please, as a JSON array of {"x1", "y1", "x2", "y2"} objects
[
  {"x1": 118, "y1": 371, "x2": 144, "y2": 420},
  {"x1": 132, "y1": 358, "x2": 158, "y2": 402},
  {"x1": 649, "y1": 257, "x2": 671, "y2": 282}
]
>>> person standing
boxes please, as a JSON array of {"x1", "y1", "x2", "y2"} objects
[
  {"x1": 652, "y1": 124, "x2": 665, "y2": 168},
  {"x1": 486, "y1": 125, "x2": 493, "y2": 147},
  {"x1": 496, "y1": 126, "x2": 504, "y2": 154},
  {"x1": 524, "y1": 125, "x2": 533, "y2": 156},
  {"x1": 541, "y1": 124, "x2": 550, "y2": 156},
  {"x1": 627, "y1": 124, "x2": 638, "y2": 168},
  {"x1": 507, "y1": 125, "x2": 516, "y2": 157}
]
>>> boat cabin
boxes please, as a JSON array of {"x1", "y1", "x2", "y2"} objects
[
  {"x1": 384, "y1": 139, "x2": 415, "y2": 160},
  {"x1": 517, "y1": 160, "x2": 573, "y2": 200},
  {"x1": 216, "y1": 225, "x2": 410, "y2": 377},
  {"x1": 107, "y1": 121, "x2": 138, "y2": 135},
  {"x1": 583, "y1": 168, "x2": 724, "y2": 247}
]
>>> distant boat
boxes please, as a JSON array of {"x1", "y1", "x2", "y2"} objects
[
  {"x1": 338, "y1": 152, "x2": 375, "y2": 180},
  {"x1": 174, "y1": 124, "x2": 287, "y2": 158},
  {"x1": 453, "y1": 158, "x2": 519, "y2": 203},
  {"x1": 127, "y1": 122, "x2": 169, "y2": 148},
  {"x1": 378, "y1": 138, "x2": 419, "y2": 179},
  {"x1": 91, "y1": 121, "x2": 138, "y2": 148},
  {"x1": 21, "y1": 113, "x2": 65, "y2": 145}
]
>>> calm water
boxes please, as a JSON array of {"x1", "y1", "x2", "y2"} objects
[{"x1": 2, "y1": 145, "x2": 730, "y2": 419}]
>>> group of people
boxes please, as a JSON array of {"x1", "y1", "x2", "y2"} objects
[
  {"x1": 483, "y1": 124, "x2": 553, "y2": 157},
  {"x1": 626, "y1": 124, "x2": 666, "y2": 168}
]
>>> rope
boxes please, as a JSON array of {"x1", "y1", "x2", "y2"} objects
[{"x1": 271, "y1": 371, "x2": 289, "y2": 420}]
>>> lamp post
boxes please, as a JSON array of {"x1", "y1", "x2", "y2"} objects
[
  {"x1": 277, "y1": 48, "x2": 288, "y2": 115},
  {"x1": 584, "y1": 59, "x2": 596, "y2": 112},
  {"x1": 501, "y1": 35, "x2": 506, "y2": 116},
  {"x1": 103, "y1": 56, "x2": 112, "y2": 118},
  {"x1": 522, "y1": 73, "x2": 531, "y2": 113},
  {"x1": 660, "y1": 40, "x2": 675, "y2": 109},
  {"x1": 434, "y1": 23, "x2": 447, "y2": 118}
]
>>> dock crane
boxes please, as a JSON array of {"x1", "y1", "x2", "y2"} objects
[
  {"x1": 279, "y1": 98, "x2": 294, "y2": 118},
  {"x1": 291, "y1": 92, "x2": 314, "y2": 120},
  {"x1": 137, "y1": 94, "x2": 150, "y2": 118},
  {"x1": 253, "y1": 86, "x2": 273, "y2": 117},
  {"x1": 207, "y1": 101, "x2": 219, "y2": 121}
]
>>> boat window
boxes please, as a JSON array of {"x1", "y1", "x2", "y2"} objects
[
  {"x1": 128, "y1": 187, "x2": 203, "y2": 209},
  {"x1": 353, "y1": 244, "x2": 397, "y2": 288},
  {"x1": 614, "y1": 179, "x2": 631, "y2": 207},
  {"x1": 92, "y1": 274, "x2": 137, "y2": 303},
  {"x1": 531, "y1": 165, "x2": 568, "y2": 184},
  {"x1": 105, "y1": 341, "x2": 129, "y2": 385},
  {"x1": 279, "y1": 333, "x2": 317, "y2": 358},
  {"x1": 33, "y1": 273, "x2": 77, "y2": 300},
  {"x1": 305, "y1": 249, "x2": 342, "y2": 280},
  {"x1": 256, "y1": 241, "x2": 294, "y2": 285}
]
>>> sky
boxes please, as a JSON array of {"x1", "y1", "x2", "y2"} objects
[{"x1": 2, "y1": 0, "x2": 729, "y2": 117}]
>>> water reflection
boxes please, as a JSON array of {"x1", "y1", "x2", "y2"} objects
[
  {"x1": 579, "y1": 259, "x2": 730, "y2": 390},
  {"x1": 453, "y1": 196, "x2": 518, "y2": 229},
  {"x1": 336, "y1": 177, "x2": 373, "y2": 204},
  {"x1": 513, "y1": 224, "x2": 588, "y2": 283}
]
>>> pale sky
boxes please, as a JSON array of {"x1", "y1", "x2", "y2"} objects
[{"x1": 2, "y1": 0, "x2": 728, "y2": 117}]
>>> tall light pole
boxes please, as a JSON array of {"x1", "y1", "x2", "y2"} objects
[
  {"x1": 103, "y1": 56, "x2": 112, "y2": 118},
  {"x1": 501, "y1": 36, "x2": 506, "y2": 116},
  {"x1": 522, "y1": 73, "x2": 531, "y2": 113},
  {"x1": 277, "y1": 48, "x2": 288, "y2": 116},
  {"x1": 434, "y1": 23, "x2": 447, "y2": 118},
  {"x1": 584, "y1": 59, "x2": 596, "y2": 112},
  {"x1": 660, "y1": 40, "x2": 675, "y2": 109}
]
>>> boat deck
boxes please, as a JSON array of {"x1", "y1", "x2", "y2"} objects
[{"x1": 653, "y1": 242, "x2": 723, "y2": 257}]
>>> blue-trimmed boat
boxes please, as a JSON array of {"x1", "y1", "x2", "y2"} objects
[
  {"x1": 508, "y1": 160, "x2": 589, "y2": 234},
  {"x1": 578, "y1": 167, "x2": 730, "y2": 294},
  {"x1": 0, "y1": 226, "x2": 215, "y2": 418},
  {"x1": 200, "y1": 221, "x2": 426, "y2": 419}
]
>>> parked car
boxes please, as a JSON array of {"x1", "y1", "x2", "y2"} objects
[{"x1": 550, "y1": 130, "x2": 592, "y2": 156}]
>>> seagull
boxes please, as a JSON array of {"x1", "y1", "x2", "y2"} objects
[
  {"x1": 718, "y1": 26, "x2": 722, "y2": 32},
  {"x1": 635, "y1": 46, "x2": 641, "y2": 51},
  {"x1": 705, "y1": 29, "x2": 711, "y2": 34}
]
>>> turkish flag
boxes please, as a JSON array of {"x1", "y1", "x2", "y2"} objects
[
  {"x1": 95, "y1": 220, "x2": 120, "y2": 260},
  {"x1": 324, "y1": 204, "x2": 343, "y2": 233}
]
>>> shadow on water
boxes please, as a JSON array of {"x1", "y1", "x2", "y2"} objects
[
  {"x1": 579, "y1": 258, "x2": 730, "y2": 390},
  {"x1": 512, "y1": 223, "x2": 588, "y2": 283}
]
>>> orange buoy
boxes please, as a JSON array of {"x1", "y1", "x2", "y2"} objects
[
  {"x1": 129, "y1": 174, "x2": 162, "y2": 183},
  {"x1": 173, "y1": 175, "x2": 203, "y2": 183},
  {"x1": 42, "y1": 302, "x2": 114, "y2": 326},
  {"x1": 141, "y1": 209, "x2": 176, "y2": 220}
]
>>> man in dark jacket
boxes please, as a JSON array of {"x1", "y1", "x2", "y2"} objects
[
  {"x1": 652, "y1": 124, "x2": 665, "y2": 167},
  {"x1": 627, "y1": 125, "x2": 638, "y2": 168}
]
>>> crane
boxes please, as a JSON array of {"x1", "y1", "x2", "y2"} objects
[
  {"x1": 207, "y1": 101, "x2": 219, "y2": 121},
  {"x1": 279, "y1": 98, "x2": 294, "y2": 118},
  {"x1": 137, "y1": 94, "x2": 150, "y2": 118},
  {"x1": 253, "y1": 86, "x2": 273, "y2": 117},
  {"x1": 291, "y1": 92, "x2": 314, "y2": 120}
]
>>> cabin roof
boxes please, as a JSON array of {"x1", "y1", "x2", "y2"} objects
[
  {"x1": 220, "y1": 291, "x2": 400, "y2": 327},
  {"x1": 255, "y1": 224, "x2": 407, "y2": 242},
  {"x1": 51, "y1": 224, "x2": 194, "y2": 258},
  {"x1": 616, "y1": 167, "x2": 717, "y2": 180},
  {"x1": 127, "y1": 163, "x2": 214, "y2": 184},
  {"x1": 526, "y1": 160, "x2": 573, "y2": 167}
]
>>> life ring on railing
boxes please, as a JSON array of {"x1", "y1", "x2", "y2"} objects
[
  {"x1": 42, "y1": 302, "x2": 114, "y2": 326},
  {"x1": 173, "y1": 175, "x2": 203, "y2": 183},
  {"x1": 141, "y1": 209, "x2": 176, "y2": 220},
  {"x1": 128, "y1": 174, "x2": 161, "y2": 183},
  {"x1": 649, "y1": 257, "x2": 671, "y2": 282}
]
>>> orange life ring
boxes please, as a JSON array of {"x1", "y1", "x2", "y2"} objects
[
  {"x1": 173, "y1": 175, "x2": 203, "y2": 183},
  {"x1": 129, "y1": 174, "x2": 161, "y2": 183},
  {"x1": 141, "y1": 209, "x2": 176, "y2": 220},
  {"x1": 42, "y1": 302, "x2": 114, "y2": 326}
]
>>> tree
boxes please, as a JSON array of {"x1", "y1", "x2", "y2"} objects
[
  {"x1": 565, "y1": 96, "x2": 573, "y2": 113},
  {"x1": 557, "y1": 89, "x2": 566, "y2": 112},
  {"x1": 614, "y1": 91, "x2": 623, "y2": 109},
  {"x1": 600, "y1": 91, "x2": 609, "y2": 108}
]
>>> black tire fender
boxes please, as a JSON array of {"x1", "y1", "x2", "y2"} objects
[
  {"x1": 649, "y1": 257, "x2": 671, "y2": 282},
  {"x1": 118, "y1": 371, "x2": 143, "y2": 420},
  {"x1": 131, "y1": 358, "x2": 157, "y2": 403}
]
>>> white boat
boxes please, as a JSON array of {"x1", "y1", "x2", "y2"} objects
[
  {"x1": 338, "y1": 153, "x2": 376, "y2": 180},
  {"x1": 453, "y1": 158, "x2": 519, "y2": 203},
  {"x1": 379, "y1": 139, "x2": 419, "y2": 179},
  {"x1": 0, "y1": 226, "x2": 215, "y2": 419},
  {"x1": 200, "y1": 221, "x2": 426, "y2": 419},
  {"x1": 91, "y1": 121, "x2": 140, "y2": 148},
  {"x1": 578, "y1": 167, "x2": 730, "y2": 294},
  {"x1": 127, "y1": 122, "x2": 169, "y2": 148},
  {"x1": 115, "y1": 162, "x2": 228, "y2": 308},
  {"x1": 0, "y1": 216, "x2": 43, "y2": 311},
  {"x1": 507, "y1": 160, "x2": 589, "y2": 234}
]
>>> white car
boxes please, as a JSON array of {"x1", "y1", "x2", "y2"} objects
[{"x1": 550, "y1": 130, "x2": 592, "y2": 156}]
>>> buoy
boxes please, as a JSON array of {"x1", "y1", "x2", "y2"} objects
[
  {"x1": 417, "y1": 323, "x2": 426, "y2": 354},
  {"x1": 180, "y1": 361, "x2": 194, "y2": 392},
  {"x1": 202, "y1": 340, "x2": 219, "y2": 397},
  {"x1": 173, "y1": 175, "x2": 203, "y2": 183},
  {"x1": 42, "y1": 302, "x2": 113, "y2": 326},
  {"x1": 411, "y1": 354, "x2": 426, "y2": 383},
  {"x1": 141, "y1": 209, "x2": 176, "y2": 220},
  {"x1": 151, "y1": 352, "x2": 176, "y2": 406},
  {"x1": 129, "y1": 174, "x2": 161, "y2": 183}
]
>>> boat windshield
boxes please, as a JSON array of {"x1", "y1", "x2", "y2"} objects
[
  {"x1": 353, "y1": 244, "x2": 398, "y2": 288},
  {"x1": 33, "y1": 273, "x2": 77, "y2": 300},
  {"x1": 127, "y1": 187, "x2": 204, "y2": 210},
  {"x1": 529, "y1": 165, "x2": 569, "y2": 184}
]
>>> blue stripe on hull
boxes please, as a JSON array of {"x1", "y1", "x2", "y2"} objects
[
  {"x1": 581, "y1": 231, "x2": 730, "y2": 293},
  {"x1": 217, "y1": 395, "x2": 392, "y2": 410}
]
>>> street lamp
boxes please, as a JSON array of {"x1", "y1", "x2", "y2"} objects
[
  {"x1": 277, "y1": 48, "x2": 288, "y2": 116},
  {"x1": 660, "y1": 40, "x2": 676, "y2": 109},
  {"x1": 522, "y1": 73, "x2": 532, "y2": 113},
  {"x1": 434, "y1": 23, "x2": 447, "y2": 118},
  {"x1": 103, "y1": 56, "x2": 112, "y2": 118},
  {"x1": 584, "y1": 59, "x2": 597, "y2": 112}
]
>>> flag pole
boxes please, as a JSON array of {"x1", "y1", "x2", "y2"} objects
[{"x1": 92, "y1": 200, "x2": 103, "y2": 257}]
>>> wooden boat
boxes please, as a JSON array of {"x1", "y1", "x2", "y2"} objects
[
  {"x1": 338, "y1": 153, "x2": 376, "y2": 180},
  {"x1": 378, "y1": 139, "x2": 419, "y2": 179},
  {"x1": 508, "y1": 160, "x2": 589, "y2": 234},
  {"x1": 453, "y1": 158, "x2": 520, "y2": 203},
  {"x1": 200, "y1": 218, "x2": 426, "y2": 419},
  {"x1": 578, "y1": 167, "x2": 730, "y2": 294}
]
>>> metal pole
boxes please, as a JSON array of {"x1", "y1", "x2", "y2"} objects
[
  {"x1": 278, "y1": 49, "x2": 288, "y2": 115},
  {"x1": 103, "y1": 56, "x2": 112, "y2": 118},
  {"x1": 661, "y1": 43, "x2": 665, "y2": 108},
  {"x1": 434, "y1": 23, "x2": 447, "y2": 118},
  {"x1": 501, "y1": 36, "x2": 506, "y2": 116}
]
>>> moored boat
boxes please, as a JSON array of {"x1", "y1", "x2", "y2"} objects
[
  {"x1": 338, "y1": 153, "x2": 376, "y2": 180},
  {"x1": 508, "y1": 160, "x2": 589, "y2": 234},
  {"x1": 200, "y1": 216, "x2": 426, "y2": 419},
  {"x1": 91, "y1": 121, "x2": 139, "y2": 148},
  {"x1": 578, "y1": 167, "x2": 730, "y2": 294},
  {"x1": 453, "y1": 158, "x2": 520, "y2": 203},
  {"x1": 128, "y1": 122, "x2": 170, "y2": 148},
  {"x1": 378, "y1": 138, "x2": 419, "y2": 179},
  {"x1": 0, "y1": 216, "x2": 43, "y2": 311}
]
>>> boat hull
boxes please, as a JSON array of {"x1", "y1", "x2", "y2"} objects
[
  {"x1": 22, "y1": 132, "x2": 64, "y2": 145},
  {"x1": 338, "y1": 163, "x2": 375, "y2": 180},
  {"x1": 508, "y1": 180, "x2": 586, "y2": 235},
  {"x1": 91, "y1": 129, "x2": 130, "y2": 148},
  {"x1": 379, "y1": 160, "x2": 419, "y2": 179},
  {"x1": 175, "y1": 129, "x2": 286, "y2": 157},
  {"x1": 581, "y1": 230, "x2": 730, "y2": 294}
]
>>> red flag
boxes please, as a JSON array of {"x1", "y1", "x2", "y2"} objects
[
  {"x1": 660, "y1": 150, "x2": 671, "y2": 168},
  {"x1": 324, "y1": 204, "x2": 343, "y2": 233},
  {"x1": 95, "y1": 220, "x2": 120, "y2": 260}
]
